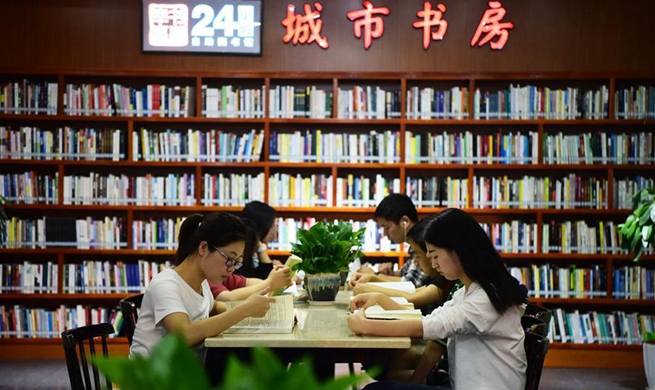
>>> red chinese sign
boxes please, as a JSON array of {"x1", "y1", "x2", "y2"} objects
[
  {"x1": 412, "y1": 2, "x2": 448, "y2": 50},
  {"x1": 346, "y1": 1, "x2": 390, "y2": 50},
  {"x1": 470, "y1": 1, "x2": 514, "y2": 50},
  {"x1": 280, "y1": 1, "x2": 514, "y2": 51},
  {"x1": 281, "y1": 2, "x2": 329, "y2": 49}
]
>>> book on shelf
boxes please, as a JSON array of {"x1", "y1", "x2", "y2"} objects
[
  {"x1": 367, "y1": 281, "x2": 416, "y2": 294},
  {"x1": 223, "y1": 294, "x2": 295, "y2": 334},
  {"x1": 363, "y1": 305, "x2": 422, "y2": 320}
]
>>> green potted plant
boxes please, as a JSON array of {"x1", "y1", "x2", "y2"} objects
[
  {"x1": 93, "y1": 333, "x2": 368, "y2": 390},
  {"x1": 618, "y1": 188, "x2": 655, "y2": 389},
  {"x1": 290, "y1": 220, "x2": 365, "y2": 304}
]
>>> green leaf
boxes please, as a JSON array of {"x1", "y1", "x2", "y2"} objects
[{"x1": 291, "y1": 221, "x2": 364, "y2": 274}]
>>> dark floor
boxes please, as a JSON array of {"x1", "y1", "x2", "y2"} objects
[{"x1": 0, "y1": 359, "x2": 649, "y2": 390}]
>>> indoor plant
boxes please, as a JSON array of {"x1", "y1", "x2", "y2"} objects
[
  {"x1": 291, "y1": 220, "x2": 365, "y2": 303},
  {"x1": 618, "y1": 188, "x2": 655, "y2": 389},
  {"x1": 93, "y1": 333, "x2": 367, "y2": 390},
  {"x1": 618, "y1": 188, "x2": 655, "y2": 262}
]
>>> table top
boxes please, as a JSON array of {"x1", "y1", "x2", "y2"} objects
[{"x1": 205, "y1": 290, "x2": 411, "y2": 349}]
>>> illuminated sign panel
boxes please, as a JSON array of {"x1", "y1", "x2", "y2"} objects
[{"x1": 142, "y1": 0, "x2": 262, "y2": 55}]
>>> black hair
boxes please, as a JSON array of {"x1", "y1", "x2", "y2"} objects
[
  {"x1": 174, "y1": 212, "x2": 247, "y2": 265},
  {"x1": 406, "y1": 216, "x2": 435, "y2": 252},
  {"x1": 239, "y1": 218, "x2": 260, "y2": 272},
  {"x1": 423, "y1": 208, "x2": 527, "y2": 314},
  {"x1": 241, "y1": 201, "x2": 276, "y2": 242},
  {"x1": 374, "y1": 194, "x2": 419, "y2": 224}
]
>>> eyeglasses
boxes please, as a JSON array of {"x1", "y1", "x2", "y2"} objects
[{"x1": 213, "y1": 246, "x2": 244, "y2": 270}]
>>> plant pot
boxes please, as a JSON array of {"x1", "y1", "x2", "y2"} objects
[
  {"x1": 304, "y1": 273, "x2": 341, "y2": 305},
  {"x1": 645, "y1": 342, "x2": 655, "y2": 390}
]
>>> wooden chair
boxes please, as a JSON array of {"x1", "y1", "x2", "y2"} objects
[
  {"x1": 119, "y1": 293, "x2": 144, "y2": 346},
  {"x1": 61, "y1": 323, "x2": 115, "y2": 390},
  {"x1": 524, "y1": 331, "x2": 550, "y2": 390}
]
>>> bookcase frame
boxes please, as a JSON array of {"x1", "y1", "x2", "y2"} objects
[{"x1": 1, "y1": 70, "x2": 654, "y2": 369}]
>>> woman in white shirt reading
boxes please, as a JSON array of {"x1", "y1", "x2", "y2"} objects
[
  {"x1": 347, "y1": 208, "x2": 528, "y2": 390},
  {"x1": 130, "y1": 212, "x2": 275, "y2": 360}
]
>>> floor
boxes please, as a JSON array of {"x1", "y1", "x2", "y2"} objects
[{"x1": 0, "y1": 360, "x2": 648, "y2": 390}]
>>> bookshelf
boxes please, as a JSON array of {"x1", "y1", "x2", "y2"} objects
[{"x1": 1, "y1": 71, "x2": 654, "y2": 369}]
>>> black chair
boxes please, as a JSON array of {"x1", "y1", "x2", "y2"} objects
[
  {"x1": 522, "y1": 315, "x2": 549, "y2": 337},
  {"x1": 62, "y1": 323, "x2": 115, "y2": 390},
  {"x1": 524, "y1": 331, "x2": 550, "y2": 390},
  {"x1": 526, "y1": 303, "x2": 552, "y2": 326},
  {"x1": 119, "y1": 293, "x2": 144, "y2": 346}
]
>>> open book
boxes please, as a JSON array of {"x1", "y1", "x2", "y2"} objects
[
  {"x1": 367, "y1": 281, "x2": 416, "y2": 294},
  {"x1": 364, "y1": 305, "x2": 422, "y2": 320},
  {"x1": 224, "y1": 294, "x2": 295, "y2": 334},
  {"x1": 390, "y1": 297, "x2": 415, "y2": 309}
]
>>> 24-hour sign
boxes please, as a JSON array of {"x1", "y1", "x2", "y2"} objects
[{"x1": 142, "y1": 0, "x2": 263, "y2": 55}]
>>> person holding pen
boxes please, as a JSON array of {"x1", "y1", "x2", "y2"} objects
[
  {"x1": 129, "y1": 212, "x2": 275, "y2": 360},
  {"x1": 347, "y1": 208, "x2": 528, "y2": 390}
]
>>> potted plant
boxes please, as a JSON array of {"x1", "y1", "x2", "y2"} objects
[
  {"x1": 290, "y1": 220, "x2": 365, "y2": 304},
  {"x1": 618, "y1": 188, "x2": 655, "y2": 389},
  {"x1": 93, "y1": 333, "x2": 368, "y2": 390}
]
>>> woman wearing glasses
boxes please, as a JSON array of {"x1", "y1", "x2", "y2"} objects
[{"x1": 130, "y1": 212, "x2": 276, "y2": 359}]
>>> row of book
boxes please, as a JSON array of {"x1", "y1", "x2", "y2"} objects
[
  {"x1": 202, "y1": 85, "x2": 265, "y2": 118},
  {"x1": 546, "y1": 309, "x2": 654, "y2": 345},
  {"x1": 613, "y1": 176, "x2": 655, "y2": 209},
  {"x1": 613, "y1": 266, "x2": 655, "y2": 300},
  {"x1": 405, "y1": 86, "x2": 469, "y2": 120},
  {"x1": 200, "y1": 173, "x2": 265, "y2": 207},
  {"x1": 473, "y1": 86, "x2": 609, "y2": 120},
  {"x1": 0, "y1": 126, "x2": 126, "y2": 161},
  {"x1": 480, "y1": 221, "x2": 538, "y2": 254},
  {"x1": 337, "y1": 86, "x2": 401, "y2": 119},
  {"x1": 511, "y1": 265, "x2": 608, "y2": 298},
  {"x1": 269, "y1": 130, "x2": 400, "y2": 163},
  {"x1": 0, "y1": 305, "x2": 122, "y2": 338},
  {"x1": 542, "y1": 220, "x2": 623, "y2": 254},
  {"x1": 135, "y1": 128, "x2": 264, "y2": 162},
  {"x1": 63, "y1": 83, "x2": 195, "y2": 117},
  {"x1": 1, "y1": 262, "x2": 58, "y2": 293},
  {"x1": 472, "y1": 175, "x2": 608, "y2": 209},
  {"x1": 405, "y1": 130, "x2": 538, "y2": 164},
  {"x1": 335, "y1": 175, "x2": 401, "y2": 207},
  {"x1": 614, "y1": 85, "x2": 655, "y2": 119},
  {"x1": 0, "y1": 172, "x2": 58, "y2": 204},
  {"x1": 62, "y1": 173, "x2": 196, "y2": 206},
  {"x1": 268, "y1": 173, "x2": 332, "y2": 207},
  {"x1": 62, "y1": 260, "x2": 172, "y2": 294},
  {"x1": 268, "y1": 85, "x2": 332, "y2": 119},
  {"x1": 2, "y1": 216, "x2": 127, "y2": 249},
  {"x1": 406, "y1": 177, "x2": 469, "y2": 208},
  {"x1": 0, "y1": 81, "x2": 58, "y2": 115},
  {"x1": 543, "y1": 131, "x2": 654, "y2": 165}
]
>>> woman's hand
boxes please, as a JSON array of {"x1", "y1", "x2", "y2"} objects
[
  {"x1": 349, "y1": 292, "x2": 383, "y2": 311},
  {"x1": 346, "y1": 309, "x2": 369, "y2": 335},
  {"x1": 241, "y1": 288, "x2": 276, "y2": 318},
  {"x1": 349, "y1": 272, "x2": 373, "y2": 288},
  {"x1": 267, "y1": 265, "x2": 292, "y2": 290},
  {"x1": 352, "y1": 282, "x2": 374, "y2": 295}
]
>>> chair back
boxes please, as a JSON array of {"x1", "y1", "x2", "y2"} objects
[
  {"x1": 522, "y1": 315, "x2": 549, "y2": 337},
  {"x1": 526, "y1": 303, "x2": 552, "y2": 326},
  {"x1": 524, "y1": 331, "x2": 549, "y2": 390},
  {"x1": 62, "y1": 323, "x2": 115, "y2": 390},
  {"x1": 119, "y1": 293, "x2": 144, "y2": 346}
]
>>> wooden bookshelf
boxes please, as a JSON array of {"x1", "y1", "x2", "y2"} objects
[{"x1": 1, "y1": 71, "x2": 654, "y2": 369}]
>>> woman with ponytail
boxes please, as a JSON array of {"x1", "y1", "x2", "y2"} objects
[
  {"x1": 130, "y1": 212, "x2": 275, "y2": 360},
  {"x1": 348, "y1": 208, "x2": 528, "y2": 390}
]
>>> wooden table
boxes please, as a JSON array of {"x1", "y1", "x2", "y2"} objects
[{"x1": 204, "y1": 291, "x2": 411, "y2": 382}]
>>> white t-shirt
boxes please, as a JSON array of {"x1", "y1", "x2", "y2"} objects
[
  {"x1": 129, "y1": 268, "x2": 214, "y2": 359},
  {"x1": 422, "y1": 282, "x2": 527, "y2": 390}
]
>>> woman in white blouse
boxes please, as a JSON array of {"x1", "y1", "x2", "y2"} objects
[{"x1": 347, "y1": 208, "x2": 528, "y2": 390}]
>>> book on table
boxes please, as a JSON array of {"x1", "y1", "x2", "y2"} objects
[
  {"x1": 367, "y1": 281, "x2": 416, "y2": 294},
  {"x1": 224, "y1": 294, "x2": 295, "y2": 334},
  {"x1": 363, "y1": 305, "x2": 422, "y2": 320}
]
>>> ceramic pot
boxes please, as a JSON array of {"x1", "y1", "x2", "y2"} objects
[{"x1": 304, "y1": 273, "x2": 341, "y2": 305}]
